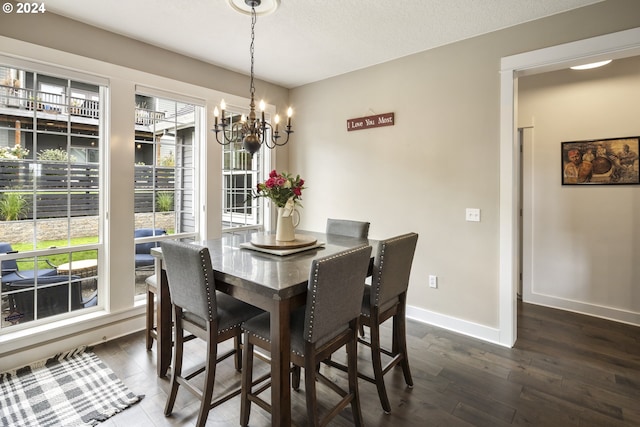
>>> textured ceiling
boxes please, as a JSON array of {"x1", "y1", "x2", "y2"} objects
[{"x1": 44, "y1": 0, "x2": 603, "y2": 88}]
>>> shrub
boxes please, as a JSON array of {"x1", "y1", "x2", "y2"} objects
[
  {"x1": 0, "y1": 144, "x2": 29, "y2": 159},
  {"x1": 37, "y1": 148, "x2": 77, "y2": 162},
  {"x1": 0, "y1": 191, "x2": 28, "y2": 220},
  {"x1": 159, "y1": 152, "x2": 175, "y2": 167},
  {"x1": 156, "y1": 192, "x2": 174, "y2": 212}
]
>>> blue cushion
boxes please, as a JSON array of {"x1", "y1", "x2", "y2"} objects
[
  {"x1": 134, "y1": 229, "x2": 166, "y2": 255},
  {"x1": 135, "y1": 254, "x2": 155, "y2": 268},
  {"x1": 134, "y1": 228, "x2": 166, "y2": 239},
  {"x1": 2, "y1": 268, "x2": 58, "y2": 285}
]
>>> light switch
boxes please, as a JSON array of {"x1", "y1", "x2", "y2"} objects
[{"x1": 465, "y1": 208, "x2": 481, "y2": 222}]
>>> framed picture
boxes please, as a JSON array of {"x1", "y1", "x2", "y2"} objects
[{"x1": 561, "y1": 136, "x2": 640, "y2": 185}]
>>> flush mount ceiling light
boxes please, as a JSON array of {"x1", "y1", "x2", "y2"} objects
[
  {"x1": 226, "y1": 0, "x2": 280, "y2": 16},
  {"x1": 214, "y1": 0, "x2": 292, "y2": 156},
  {"x1": 570, "y1": 60, "x2": 612, "y2": 70}
]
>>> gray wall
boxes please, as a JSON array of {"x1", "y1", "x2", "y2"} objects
[{"x1": 288, "y1": 0, "x2": 640, "y2": 337}]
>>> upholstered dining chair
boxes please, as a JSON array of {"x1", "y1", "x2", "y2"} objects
[
  {"x1": 240, "y1": 245, "x2": 372, "y2": 427},
  {"x1": 325, "y1": 232, "x2": 418, "y2": 414},
  {"x1": 358, "y1": 232, "x2": 418, "y2": 413},
  {"x1": 326, "y1": 218, "x2": 370, "y2": 239},
  {"x1": 160, "y1": 240, "x2": 263, "y2": 427},
  {"x1": 144, "y1": 273, "x2": 158, "y2": 350},
  {"x1": 325, "y1": 219, "x2": 371, "y2": 338}
]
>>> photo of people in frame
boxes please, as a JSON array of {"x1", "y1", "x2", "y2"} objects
[{"x1": 561, "y1": 137, "x2": 640, "y2": 185}]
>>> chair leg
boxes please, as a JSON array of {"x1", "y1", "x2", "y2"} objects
[
  {"x1": 347, "y1": 329, "x2": 364, "y2": 427},
  {"x1": 394, "y1": 313, "x2": 413, "y2": 388},
  {"x1": 234, "y1": 333, "x2": 242, "y2": 372},
  {"x1": 195, "y1": 328, "x2": 217, "y2": 427},
  {"x1": 240, "y1": 332, "x2": 254, "y2": 427},
  {"x1": 304, "y1": 352, "x2": 320, "y2": 427},
  {"x1": 292, "y1": 365, "x2": 301, "y2": 391},
  {"x1": 146, "y1": 288, "x2": 154, "y2": 350},
  {"x1": 164, "y1": 311, "x2": 182, "y2": 416},
  {"x1": 370, "y1": 322, "x2": 392, "y2": 413}
]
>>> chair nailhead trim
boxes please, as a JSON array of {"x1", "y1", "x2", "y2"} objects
[
  {"x1": 199, "y1": 250, "x2": 215, "y2": 321},
  {"x1": 306, "y1": 245, "x2": 369, "y2": 342},
  {"x1": 249, "y1": 332, "x2": 271, "y2": 344}
]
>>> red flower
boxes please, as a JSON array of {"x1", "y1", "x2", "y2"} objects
[{"x1": 253, "y1": 170, "x2": 305, "y2": 208}]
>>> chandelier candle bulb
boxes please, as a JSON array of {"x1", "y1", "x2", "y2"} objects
[
  {"x1": 287, "y1": 107, "x2": 292, "y2": 127},
  {"x1": 213, "y1": 107, "x2": 219, "y2": 126},
  {"x1": 260, "y1": 100, "x2": 265, "y2": 122},
  {"x1": 275, "y1": 114, "x2": 280, "y2": 132}
]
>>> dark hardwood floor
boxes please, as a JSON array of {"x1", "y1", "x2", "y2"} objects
[{"x1": 93, "y1": 302, "x2": 640, "y2": 426}]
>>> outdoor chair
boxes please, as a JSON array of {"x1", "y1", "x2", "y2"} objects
[
  {"x1": 135, "y1": 228, "x2": 166, "y2": 271},
  {"x1": 1, "y1": 242, "x2": 95, "y2": 321},
  {"x1": 0, "y1": 242, "x2": 58, "y2": 286},
  {"x1": 240, "y1": 245, "x2": 372, "y2": 427},
  {"x1": 160, "y1": 240, "x2": 264, "y2": 427},
  {"x1": 325, "y1": 232, "x2": 418, "y2": 413},
  {"x1": 6, "y1": 278, "x2": 81, "y2": 322}
]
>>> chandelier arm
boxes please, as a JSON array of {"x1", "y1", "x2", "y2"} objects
[
  {"x1": 260, "y1": 121, "x2": 292, "y2": 148},
  {"x1": 214, "y1": 128, "x2": 234, "y2": 145},
  {"x1": 272, "y1": 131, "x2": 292, "y2": 147},
  {"x1": 214, "y1": 119, "x2": 252, "y2": 145}
]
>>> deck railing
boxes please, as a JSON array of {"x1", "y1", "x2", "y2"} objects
[{"x1": 0, "y1": 84, "x2": 100, "y2": 119}]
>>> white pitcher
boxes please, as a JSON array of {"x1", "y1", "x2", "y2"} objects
[{"x1": 275, "y1": 207, "x2": 300, "y2": 241}]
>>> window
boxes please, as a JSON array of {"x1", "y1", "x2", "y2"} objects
[
  {"x1": 0, "y1": 64, "x2": 105, "y2": 330},
  {"x1": 134, "y1": 93, "x2": 201, "y2": 294},
  {"x1": 220, "y1": 109, "x2": 265, "y2": 230}
]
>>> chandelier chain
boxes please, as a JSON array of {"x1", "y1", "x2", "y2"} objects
[{"x1": 249, "y1": 6, "x2": 256, "y2": 100}]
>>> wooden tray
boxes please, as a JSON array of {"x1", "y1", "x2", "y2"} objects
[{"x1": 250, "y1": 234, "x2": 317, "y2": 249}]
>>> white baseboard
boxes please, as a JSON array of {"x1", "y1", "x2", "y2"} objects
[
  {"x1": 406, "y1": 305, "x2": 504, "y2": 347},
  {"x1": 523, "y1": 292, "x2": 640, "y2": 327}
]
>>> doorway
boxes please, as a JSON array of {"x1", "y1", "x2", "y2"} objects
[{"x1": 498, "y1": 27, "x2": 640, "y2": 347}]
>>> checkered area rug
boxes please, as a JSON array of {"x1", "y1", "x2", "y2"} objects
[{"x1": 0, "y1": 346, "x2": 143, "y2": 426}]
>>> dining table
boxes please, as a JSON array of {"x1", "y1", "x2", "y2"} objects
[{"x1": 150, "y1": 229, "x2": 374, "y2": 427}]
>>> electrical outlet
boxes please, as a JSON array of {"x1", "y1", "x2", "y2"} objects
[
  {"x1": 465, "y1": 208, "x2": 481, "y2": 222},
  {"x1": 429, "y1": 275, "x2": 438, "y2": 288}
]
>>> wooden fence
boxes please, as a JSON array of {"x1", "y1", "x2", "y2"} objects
[{"x1": 0, "y1": 160, "x2": 174, "y2": 218}]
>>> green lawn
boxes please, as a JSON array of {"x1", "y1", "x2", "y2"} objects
[{"x1": 11, "y1": 237, "x2": 98, "y2": 269}]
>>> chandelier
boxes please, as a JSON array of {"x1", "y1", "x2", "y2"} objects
[{"x1": 213, "y1": 0, "x2": 293, "y2": 156}]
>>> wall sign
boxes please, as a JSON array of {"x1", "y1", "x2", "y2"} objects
[{"x1": 347, "y1": 112, "x2": 394, "y2": 132}]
